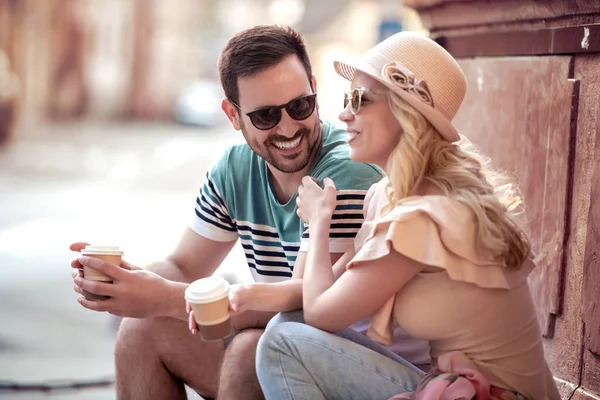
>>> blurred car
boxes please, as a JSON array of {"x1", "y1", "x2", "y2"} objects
[{"x1": 173, "y1": 79, "x2": 227, "y2": 127}]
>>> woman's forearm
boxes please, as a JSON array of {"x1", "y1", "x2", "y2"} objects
[
  {"x1": 303, "y1": 218, "x2": 335, "y2": 311},
  {"x1": 242, "y1": 280, "x2": 303, "y2": 312}
]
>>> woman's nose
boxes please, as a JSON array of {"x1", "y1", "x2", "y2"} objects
[{"x1": 339, "y1": 103, "x2": 354, "y2": 123}]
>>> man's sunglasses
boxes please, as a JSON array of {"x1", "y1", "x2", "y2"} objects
[
  {"x1": 343, "y1": 87, "x2": 387, "y2": 115},
  {"x1": 230, "y1": 93, "x2": 317, "y2": 130}
]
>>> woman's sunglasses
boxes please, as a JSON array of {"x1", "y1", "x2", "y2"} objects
[
  {"x1": 231, "y1": 93, "x2": 317, "y2": 130},
  {"x1": 343, "y1": 87, "x2": 387, "y2": 115}
]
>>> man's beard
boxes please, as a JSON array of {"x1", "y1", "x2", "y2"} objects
[{"x1": 242, "y1": 118, "x2": 321, "y2": 173}]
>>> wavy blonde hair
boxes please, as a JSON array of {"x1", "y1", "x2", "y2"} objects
[{"x1": 383, "y1": 93, "x2": 531, "y2": 269}]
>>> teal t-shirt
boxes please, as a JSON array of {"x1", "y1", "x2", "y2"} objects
[{"x1": 190, "y1": 120, "x2": 384, "y2": 282}]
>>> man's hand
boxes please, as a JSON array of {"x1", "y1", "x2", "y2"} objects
[
  {"x1": 70, "y1": 242, "x2": 140, "y2": 280},
  {"x1": 70, "y1": 242, "x2": 184, "y2": 319}
]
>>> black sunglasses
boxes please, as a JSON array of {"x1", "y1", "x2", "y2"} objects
[
  {"x1": 343, "y1": 87, "x2": 387, "y2": 115},
  {"x1": 231, "y1": 94, "x2": 317, "y2": 130}
]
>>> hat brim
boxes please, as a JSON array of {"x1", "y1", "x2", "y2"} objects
[{"x1": 334, "y1": 59, "x2": 460, "y2": 143}]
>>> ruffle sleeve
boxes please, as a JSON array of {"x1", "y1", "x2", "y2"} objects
[{"x1": 348, "y1": 195, "x2": 535, "y2": 290}]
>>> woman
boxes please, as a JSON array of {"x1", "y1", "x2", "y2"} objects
[{"x1": 255, "y1": 32, "x2": 560, "y2": 400}]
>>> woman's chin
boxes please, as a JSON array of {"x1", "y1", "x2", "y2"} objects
[
  {"x1": 349, "y1": 147, "x2": 369, "y2": 163},
  {"x1": 348, "y1": 150, "x2": 362, "y2": 163},
  {"x1": 350, "y1": 152, "x2": 384, "y2": 170}
]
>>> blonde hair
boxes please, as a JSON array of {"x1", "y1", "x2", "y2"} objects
[{"x1": 383, "y1": 94, "x2": 531, "y2": 269}]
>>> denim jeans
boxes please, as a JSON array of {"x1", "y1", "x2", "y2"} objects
[{"x1": 257, "y1": 312, "x2": 425, "y2": 400}]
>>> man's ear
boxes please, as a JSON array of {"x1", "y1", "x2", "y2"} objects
[
  {"x1": 221, "y1": 98, "x2": 241, "y2": 131},
  {"x1": 311, "y1": 75, "x2": 317, "y2": 94}
]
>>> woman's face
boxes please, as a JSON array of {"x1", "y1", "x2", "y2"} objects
[{"x1": 339, "y1": 72, "x2": 403, "y2": 169}]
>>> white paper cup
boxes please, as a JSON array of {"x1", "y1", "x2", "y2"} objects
[
  {"x1": 185, "y1": 276, "x2": 231, "y2": 340},
  {"x1": 80, "y1": 245, "x2": 124, "y2": 300}
]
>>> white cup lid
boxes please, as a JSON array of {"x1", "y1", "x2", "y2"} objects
[
  {"x1": 80, "y1": 245, "x2": 124, "y2": 256},
  {"x1": 185, "y1": 276, "x2": 230, "y2": 304}
]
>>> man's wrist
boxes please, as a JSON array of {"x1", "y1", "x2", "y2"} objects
[{"x1": 160, "y1": 280, "x2": 188, "y2": 320}]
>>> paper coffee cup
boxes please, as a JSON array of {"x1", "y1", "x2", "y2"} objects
[
  {"x1": 185, "y1": 276, "x2": 231, "y2": 341},
  {"x1": 80, "y1": 245, "x2": 124, "y2": 301}
]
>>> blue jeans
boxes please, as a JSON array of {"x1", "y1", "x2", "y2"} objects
[{"x1": 257, "y1": 312, "x2": 425, "y2": 400}]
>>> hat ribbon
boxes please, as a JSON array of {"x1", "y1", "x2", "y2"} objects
[{"x1": 381, "y1": 61, "x2": 434, "y2": 107}]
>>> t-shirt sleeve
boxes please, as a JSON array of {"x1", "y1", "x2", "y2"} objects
[
  {"x1": 299, "y1": 160, "x2": 383, "y2": 253},
  {"x1": 189, "y1": 157, "x2": 239, "y2": 242}
]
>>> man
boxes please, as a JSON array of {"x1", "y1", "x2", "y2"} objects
[{"x1": 71, "y1": 25, "x2": 429, "y2": 400}]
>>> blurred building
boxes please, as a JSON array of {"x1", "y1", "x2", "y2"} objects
[
  {"x1": 1, "y1": 0, "x2": 221, "y2": 125},
  {"x1": 0, "y1": 0, "x2": 418, "y2": 143}
]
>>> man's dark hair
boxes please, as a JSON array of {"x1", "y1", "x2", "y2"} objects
[{"x1": 218, "y1": 25, "x2": 314, "y2": 105}]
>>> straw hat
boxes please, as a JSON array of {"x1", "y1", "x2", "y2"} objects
[{"x1": 334, "y1": 31, "x2": 467, "y2": 142}]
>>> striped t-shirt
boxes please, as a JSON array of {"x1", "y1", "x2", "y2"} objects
[{"x1": 190, "y1": 120, "x2": 384, "y2": 283}]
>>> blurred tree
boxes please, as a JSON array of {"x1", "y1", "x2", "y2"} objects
[
  {"x1": 0, "y1": 50, "x2": 19, "y2": 146},
  {"x1": 47, "y1": 0, "x2": 88, "y2": 120},
  {"x1": 0, "y1": 0, "x2": 23, "y2": 145},
  {"x1": 126, "y1": 0, "x2": 153, "y2": 119}
]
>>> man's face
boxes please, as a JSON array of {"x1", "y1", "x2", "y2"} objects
[{"x1": 231, "y1": 55, "x2": 320, "y2": 173}]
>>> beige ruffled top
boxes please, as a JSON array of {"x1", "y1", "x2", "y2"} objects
[{"x1": 347, "y1": 178, "x2": 560, "y2": 400}]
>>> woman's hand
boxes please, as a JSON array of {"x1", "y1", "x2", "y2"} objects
[
  {"x1": 296, "y1": 177, "x2": 337, "y2": 225},
  {"x1": 229, "y1": 284, "x2": 250, "y2": 314},
  {"x1": 186, "y1": 301, "x2": 199, "y2": 335},
  {"x1": 187, "y1": 284, "x2": 248, "y2": 335}
]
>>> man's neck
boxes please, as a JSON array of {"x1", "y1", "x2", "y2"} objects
[
  {"x1": 268, "y1": 165, "x2": 312, "y2": 204},
  {"x1": 268, "y1": 123, "x2": 323, "y2": 204}
]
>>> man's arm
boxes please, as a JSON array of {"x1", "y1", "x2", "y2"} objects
[
  {"x1": 149, "y1": 227, "x2": 236, "y2": 283},
  {"x1": 72, "y1": 227, "x2": 237, "y2": 321},
  {"x1": 148, "y1": 227, "x2": 238, "y2": 319}
]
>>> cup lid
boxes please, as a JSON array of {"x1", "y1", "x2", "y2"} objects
[
  {"x1": 80, "y1": 245, "x2": 124, "y2": 256},
  {"x1": 185, "y1": 276, "x2": 230, "y2": 304}
]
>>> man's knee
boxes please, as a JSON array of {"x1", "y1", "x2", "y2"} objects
[
  {"x1": 221, "y1": 329, "x2": 264, "y2": 382},
  {"x1": 115, "y1": 317, "x2": 178, "y2": 362},
  {"x1": 115, "y1": 317, "x2": 152, "y2": 362},
  {"x1": 220, "y1": 329, "x2": 264, "y2": 394},
  {"x1": 225, "y1": 328, "x2": 263, "y2": 357}
]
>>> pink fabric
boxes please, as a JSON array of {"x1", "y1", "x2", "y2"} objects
[{"x1": 387, "y1": 352, "x2": 498, "y2": 400}]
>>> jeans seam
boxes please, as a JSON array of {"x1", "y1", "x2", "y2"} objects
[
  {"x1": 276, "y1": 350, "x2": 298, "y2": 400},
  {"x1": 277, "y1": 334, "x2": 412, "y2": 392}
]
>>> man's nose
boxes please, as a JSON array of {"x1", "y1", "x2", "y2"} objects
[{"x1": 274, "y1": 109, "x2": 297, "y2": 138}]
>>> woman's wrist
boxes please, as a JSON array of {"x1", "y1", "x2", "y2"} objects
[
  {"x1": 237, "y1": 282, "x2": 299, "y2": 313},
  {"x1": 238, "y1": 283, "x2": 256, "y2": 308},
  {"x1": 309, "y1": 215, "x2": 332, "y2": 230},
  {"x1": 238, "y1": 283, "x2": 277, "y2": 312}
]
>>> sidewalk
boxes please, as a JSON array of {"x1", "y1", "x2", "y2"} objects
[{"x1": 0, "y1": 121, "x2": 250, "y2": 399}]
